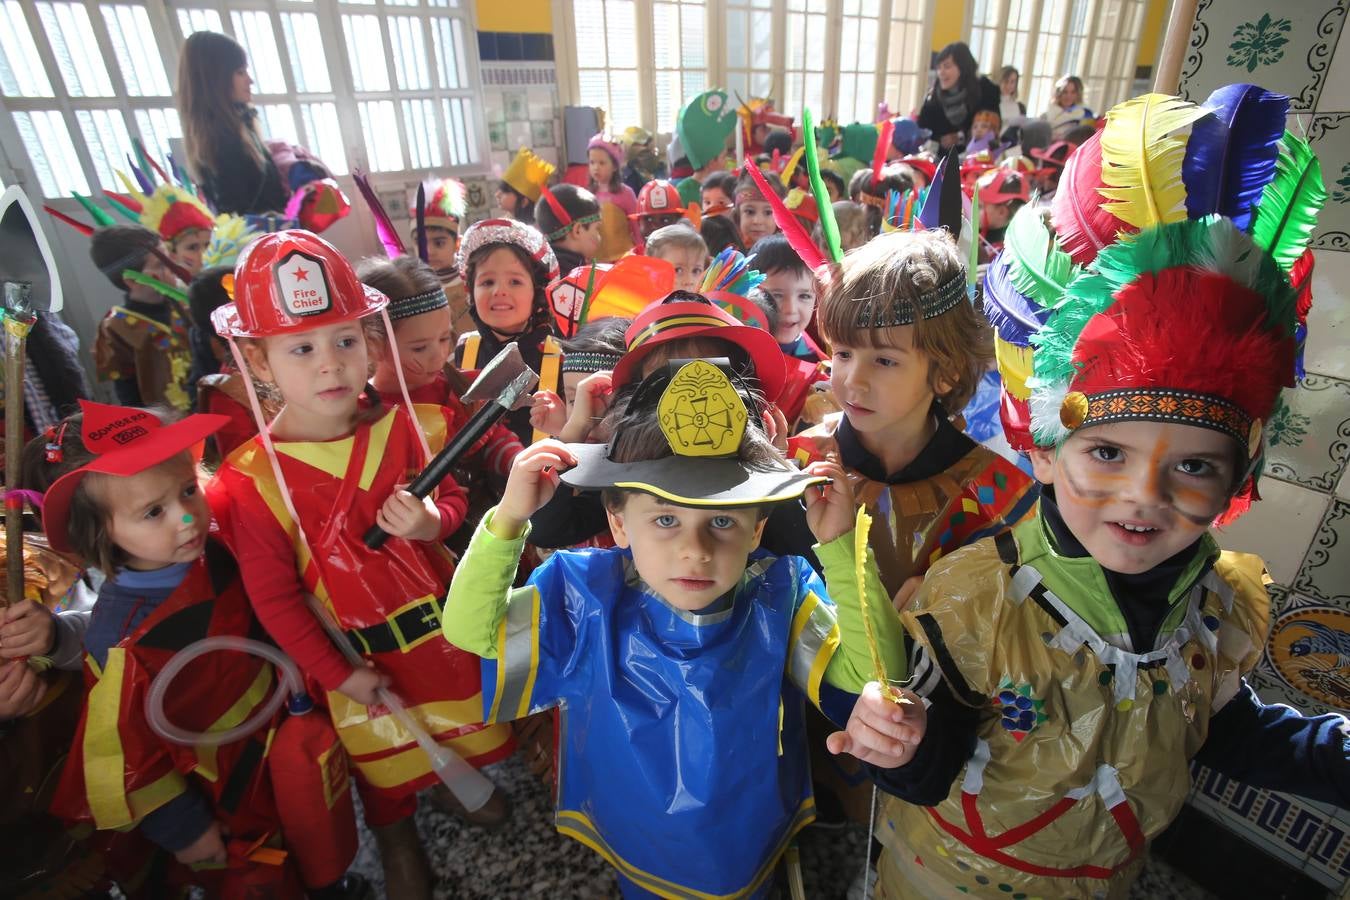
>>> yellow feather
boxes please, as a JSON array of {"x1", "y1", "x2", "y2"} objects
[
  {"x1": 116, "y1": 170, "x2": 146, "y2": 204},
  {"x1": 853, "y1": 505, "x2": 905, "y2": 704},
  {"x1": 1098, "y1": 93, "x2": 1207, "y2": 229}
]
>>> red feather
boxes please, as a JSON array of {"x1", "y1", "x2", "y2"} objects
[
  {"x1": 43, "y1": 205, "x2": 93, "y2": 236},
  {"x1": 1050, "y1": 132, "x2": 1132, "y2": 266},
  {"x1": 872, "y1": 120, "x2": 894, "y2": 188},
  {"x1": 1289, "y1": 247, "x2": 1315, "y2": 323},
  {"x1": 743, "y1": 160, "x2": 827, "y2": 273}
]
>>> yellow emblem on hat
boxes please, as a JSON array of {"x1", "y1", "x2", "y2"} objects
[
  {"x1": 659, "y1": 360, "x2": 748, "y2": 458},
  {"x1": 1060, "y1": 391, "x2": 1089, "y2": 430}
]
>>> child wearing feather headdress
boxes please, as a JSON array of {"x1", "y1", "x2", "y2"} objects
[{"x1": 834, "y1": 85, "x2": 1350, "y2": 900}]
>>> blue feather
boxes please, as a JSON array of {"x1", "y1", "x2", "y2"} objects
[
  {"x1": 1182, "y1": 84, "x2": 1287, "y2": 231},
  {"x1": 981, "y1": 251, "x2": 1050, "y2": 346},
  {"x1": 918, "y1": 151, "x2": 961, "y2": 233}
]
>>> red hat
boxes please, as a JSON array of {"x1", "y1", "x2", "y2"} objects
[
  {"x1": 976, "y1": 169, "x2": 1031, "y2": 206},
  {"x1": 612, "y1": 293, "x2": 787, "y2": 402},
  {"x1": 1029, "y1": 140, "x2": 1075, "y2": 169},
  {"x1": 899, "y1": 154, "x2": 937, "y2": 183},
  {"x1": 213, "y1": 230, "x2": 388, "y2": 339},
  {"x1": 633, "y1": 180, "x2": 683, "y2": 219},
  {"x1": 42, "y1": 402, "x2": 228, "y2": 554}
]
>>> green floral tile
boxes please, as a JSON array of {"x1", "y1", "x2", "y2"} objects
[
  {"x1": 1264, "y1": 375, "x2": 1350, "y2": 491},
  {"x1": 1179, "y1": 0, "x2": 1346, "y2": 111}
]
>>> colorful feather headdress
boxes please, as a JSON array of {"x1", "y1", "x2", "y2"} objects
[{"x1": 983, "y1": 82, "x2": 1326, "y2": 523}]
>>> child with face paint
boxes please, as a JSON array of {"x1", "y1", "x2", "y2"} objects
[
  {"x1": 36, "y1": 402, "x2": 365, "y2": 898},
  {"x1": 835, "y1": 92, "x2": 1350, "y2": 897}
]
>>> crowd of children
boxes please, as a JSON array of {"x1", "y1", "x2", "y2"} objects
[{"x1": 2, "y1": 31, "x2": 1348, "y2": 900}]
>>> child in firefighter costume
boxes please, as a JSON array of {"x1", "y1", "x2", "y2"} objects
[
  {"x1": 207, "y1": 231, "x2": 513, "y2": 898},
  {"x1": 443, "y1": 357, "x2": 906, "y2": 899},
  {"x1": 43, "y1": 401, "x2": 364, "y2": 898},
  {"x1": 836, "y1": 86, "x2": 1350, "y2": 899}
]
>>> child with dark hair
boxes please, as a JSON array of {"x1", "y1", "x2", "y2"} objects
[
  {"x1": 89, "y1": 224, "x2": 193, "y2": 411},
  {"x1": 496, "y1": 147, "x2": 556, "y2": 225},
  {"x1": 453, "y1": 218, "x2": 563, "y2": 444},
  {"x1": 443, "y1": 357, "x2": 903, "y2": 899},
  {"x1": 587, "y1": 134, "x2": 641, "y2": 260},
  {"x1": 857, "y1": 164, "x2": 917, "y2": 238},
  {"x1": 750, "y1": 234, "x2": 822, "y2": 360},
  {"x1": 700, "y1": 170, "x2": 738, "y2": 215},
  {"x1": 734, "y1": 171, "x2": 782, "y2": 249},
  {"x1": 699, "y1": 213, "x2": 745, "y2": 257},
  {"x1": 819, "y1": 168, "x2": 847, "y2": 203},
  {"x1": 536, "y1": 184, "x2": 603, "y2": 275},
  {"x1": 746, "y1": 285, "x2": 778, "y2": 336},
  {"x1": 188, "y1": 265, "x2": 272, "y2": 460}
]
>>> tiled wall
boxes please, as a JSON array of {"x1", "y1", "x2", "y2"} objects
[
  {"x1": 477, "y1": 30, "x2": 564, "y2": 209},
  {"x1": 1179, "y1": 0, "x2": 1350, "y2": 891}
]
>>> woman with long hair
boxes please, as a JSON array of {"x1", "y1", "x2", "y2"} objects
[
  {"x1": 917, "y1": 42, "x2": 1000, "y2": 151},
  {"x1": 176, "y1": 32, "x2": 289, "y2": 216}
]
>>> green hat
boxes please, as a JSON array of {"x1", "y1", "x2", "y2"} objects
[
  {"x1": 675, "y1": 90, "x2": 737, "y2": 170},
  {"x1": 839, "y1": 122, "x2": 880, "y2": 164}
]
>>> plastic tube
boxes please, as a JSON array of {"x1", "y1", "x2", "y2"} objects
[{"x1": 146, "y1": 637, "x2": 307, "y2": 747}]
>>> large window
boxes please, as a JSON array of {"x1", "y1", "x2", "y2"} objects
[
  {"x1": 0, "y1": 0, "x2": 486, "y2": 199},
  {"x1": 555, "y1": 0, "x2": 934, "y2": 134},
  {"x1": 966, "y1": 0, "x2": 1148, "y2": 118}
]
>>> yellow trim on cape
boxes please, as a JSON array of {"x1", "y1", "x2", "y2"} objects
[
  {"x1": 460, "y1": 332, "x2": 482, "y2": 370},
  {"x1": 84, "y1": 647, "x2": 133, "y2": 827},
  {"x1": 271, "y1": 407, "x2": 398, "y2": 486},
  {"x1": 489, "y1": 586, "x2": 543, "y2": 723},
  {"x1": 555, "y1": 798, "x2": 816, "y2": 900},
  {"x1": 342, "y1": 721, "x2": 513, "y2": 788},
  {"x1": 193, "y1": 663, "x2": 276, "y2": 782},
  {"x1": 533, "y1": 335, "x2": 563, "y2": 443}
]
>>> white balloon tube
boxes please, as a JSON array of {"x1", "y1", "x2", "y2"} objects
[{"x1": 146, "y1": 636, "x2": 306, "y2": 747}]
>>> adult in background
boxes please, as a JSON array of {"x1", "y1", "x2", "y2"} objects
[
  {"x1": 918, "y1": 42, "x2": 1000, "y2": 151},
  {"x1": 997, "y1": 65, "x2": 1027, "y2": 142},
  {"x1": 1044, "y1": 74, "x2": 1094, "y2": 139},
  {"x1": 177, "y1": 32, "x2": 288, "y2": 216}
]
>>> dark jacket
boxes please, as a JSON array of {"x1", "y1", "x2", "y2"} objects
[
  {"x1": 917, "y1": 76, "x2": 1002, "y2": 146},
  {"x1": 199, "y1": 110, "x2": 289, "y2": 216}
]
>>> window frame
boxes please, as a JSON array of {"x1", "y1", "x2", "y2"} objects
[
  {"x1": 0, "y1": 0, "x2": 490, "y2": 199},
  {"x1": 552, "y1": 0, "x2": 937, "y2": 136},
  {"x1": 964, "y1": 0, "x2": 1150, "y2": 118}
]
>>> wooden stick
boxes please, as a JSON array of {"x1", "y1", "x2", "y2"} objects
[
  {"x1": 3, "y1": 296, "x2": 36, "y2": 608},
  {"x1": 1153, "y1": 0, "x2": 1201, "y2": 94}
]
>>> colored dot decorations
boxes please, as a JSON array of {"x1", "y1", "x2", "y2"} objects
[{"x1": 994, "y1": 678, "x2": 1047, "y2": 740}]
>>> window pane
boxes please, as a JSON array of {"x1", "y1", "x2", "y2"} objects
[
  {"x1": 75, "y1": 109, "x2": 134, "y2": 191},
  {"x1": 101, "y1": 5, "x2": 170, "y2": 97},
  {"x1": 133, "y1": 107, "x2": 181, "y2": 170},
  {"x1": 0, "y1": 1, "x2": 54, "y2": 97},
  {"x1": 13, "y1": 110, "x2": 87, "y2": 196},
  {"x1": 36, "y1": 2, "x2": 114, "y2": 97},
  {"x1": 301, "y1": 102, "x2": 346, "y2": 175},
  {"x1": 230, "y1": 10, "x2": 287, "y2": 94},
  {"x1": 256, "y1": 103, "x2": 299, "y2": 147},
  {"x1": 443, "y1": 96, "x2": 478, "y2": 166},
  {"x1": 402, "y1": 98, "x2": 441, "y2": 169},
  {"x1": 389, "y1": 16, "x2": 429, "y2": 91},
  {"x1": 575, "y1": 0, "x2": 608, "y2": 68},
  {"x1": 359, "y1": 100, "x2": 404, "y2": 172},
  {"x1": 176, "y1": 7, "x2": 221, "y2": 37},
  {"x1": 343, "y1": 14, "x2": 389, "y2": 92},
  {"x1": 680, "y1": 2, "x2": 705, "y2": 68},
  {"x1": 281, "y1": 13, "x2": 330, "y2": 93},
  {"x1": 431, "y1": 17, "x2": 467, "y2": 89},
  {"x1": 606, "y1": 2, "x2": 637, "y2": 68},
  {"x1": 653, "y1": 4, "x2": 678, "y2": 70},
  {"x1": 726, "y1": 9, "x2": 747, "y2": 68}
]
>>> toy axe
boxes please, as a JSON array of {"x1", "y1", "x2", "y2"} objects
[
  {"x1": 364, "y1": 343, "x2": 538, "y2": 549},
  {"x1": 1, "y1": 186, "x2": 63, "y2": 607}
]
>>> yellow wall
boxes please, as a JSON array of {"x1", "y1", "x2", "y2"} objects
[
  {"x1": 475, "y1": 0, "x2": 551, "y2": 32},
  {"x1": 931, "y1": 2, "x2": 965, "y2": 51},
  {"x1": 1136, "y1": 0, "x2": 1169, "y2": 67}
]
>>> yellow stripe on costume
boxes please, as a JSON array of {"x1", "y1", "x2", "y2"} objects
[
  {"x1": 489, "y1": 585, "x2": 543, "y2": 723},
  {"x1": 126, "y1": 771, "x2": 189, "y2": 822},
  {"x1": 194, "y1": 663, "x2": 276, "y2": 782},
  {"x1": 85, "y1": 648, "x2": 133, "y2": 827},
  {"x1": 460, "y1": 333, "x2": 482, "y2": 370},
  {"x1": 787, "y1": 592, "x2": 839, "y2": 706},
  {"x1": 345, "y1": 723, "x2": 513, "y2": 789},
  {"x1": 533, "y1": 335, "x2": 563, "y2": 443},
  {"x1": 326, "y1": 694, "x2": 496, "y2": 755},
  {"x1": 556, "y1": 799, "x2": 816, "y2": 900}
]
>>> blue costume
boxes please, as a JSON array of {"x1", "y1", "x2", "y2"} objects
[{"x1": 444, "y1": 513, "x2": 898, "y2": 899}]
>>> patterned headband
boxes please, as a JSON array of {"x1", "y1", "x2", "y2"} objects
[
  {"x1": 852, "y1": 268, "x2": 966, "y2": 328},
  {"x1": 560, "y1": 350, "x2": 623, "y2": 374},
  {"x1": 388, "y1": 287, "x2": 448, "y2": 321}
]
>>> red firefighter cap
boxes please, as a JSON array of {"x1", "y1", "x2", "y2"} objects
[
  {"x1": 611, "y1": 293, "x2": 787, "y2": 402},
  {"x1": 42, "y1": 401, "x2": 227, "y2": 554},
  {"x1": 633, "y1": 180, "x2": 684, "y2": 219},
  {"x1": 213, "y1": 229, "x2": 388, "y2": 338}
]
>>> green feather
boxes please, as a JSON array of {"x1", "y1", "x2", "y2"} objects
[
  {"x1": 104, "y1": 194, "x2": 142, "y2": 223},
  {"x1": 1005, "y1": 205, "x2": 1076, "y2": 306},
  {"x1": 1031, "y1": 217, "x2": 1298, "y2": 387},
  {"x1": 804, "y1": 109, "x2": 843, "y2": 264},
  {"x1": 121, "y1": 269, "x2": 187, "y2": 304},
  {"x1": 967, "y1": 189, "x2": 979, "y2": 286},
  {"x1": 72, "y1": 192, "x2": 115, "y2": 227},
  {"x1": 1250, "y1": 131, "x2": 1326, "y2": 273}
]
